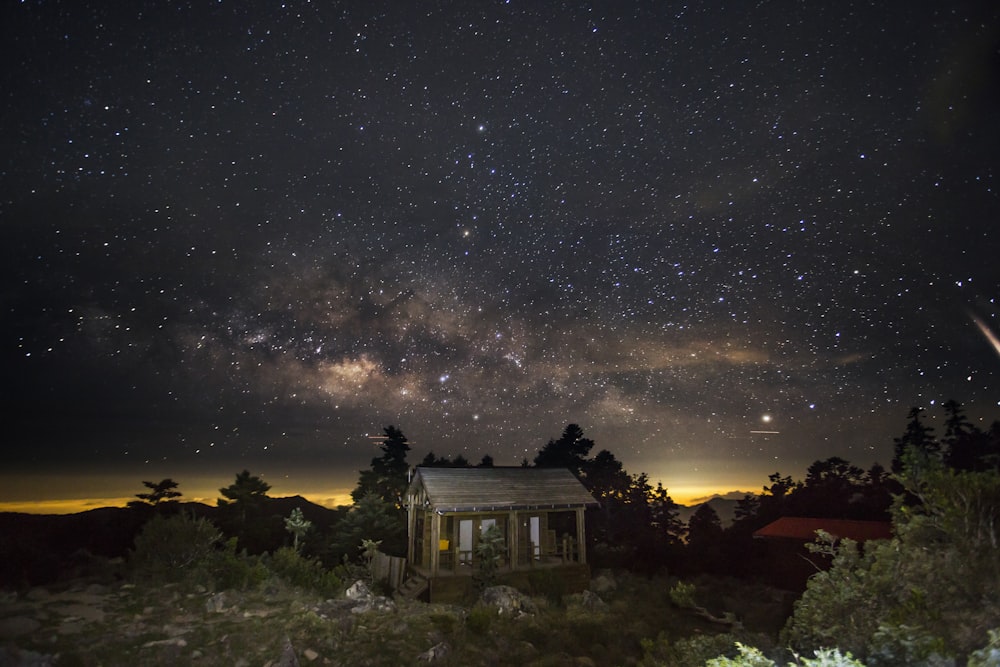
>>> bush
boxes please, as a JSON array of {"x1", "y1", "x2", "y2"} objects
[
  {"x1": 527, "y1": 568, "x2": 566, "y2": 605},
  {"x1": 466, "y1": 606, "x2": 493, "y2": 635},
  {"x1": 782, "y1": 464, "x2": 1000, "y2": 664},
  {"x1": 706, "y1": 644, "x2": 867, "y2": 667},
  {"x1": 640, "y1": 632, "x2": 748, "y2": 667},
  {"x1": 210, "y1": 537, "x2": 268, "y2": 590},
  {"x1": 267, "y1": 546, "x2": 343, "y2": 596},
  {"x1": 128, "y1": 513, "x2": 221, "y2": 582}
]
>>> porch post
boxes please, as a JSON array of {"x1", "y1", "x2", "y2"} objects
[
  {"x1": 430, "y1": 512, "x2": 441, "y2": 575},
  {"x1": 406, "y1": 499, "x2": 415, "y2": 563},
  {"x1": 508, "y1": 510, "x2": 519, "y2": 569},
  {"x1": 575, "y1": 507, "x2": 587, "y2": 564}
]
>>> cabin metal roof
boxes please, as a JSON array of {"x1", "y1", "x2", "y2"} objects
[
  {"x1": 408, "y1": 466, "x2": 599, "y2": 513},
  {"x1": 753, "y1": 517, "x2": 892, "y2": 542}
]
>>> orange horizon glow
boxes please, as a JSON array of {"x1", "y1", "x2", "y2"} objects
[
  {"x1": 0, "y1": 466, "x2": 767, "y2": 515},
  {"x1": 0, "y1": 491, "x2": 356, "y2": 516},
  {"x1": 0, "y1": 486, "x2": 742, "y2": 515}
]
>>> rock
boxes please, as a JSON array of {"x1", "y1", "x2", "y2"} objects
[
  {"x1": 142, "y1": 637, "x2": 188, "y2": 648},
  {"x1": 84, "y1": 583, "x2": 110, "y2": 596},
  {"x1": 0, "y1": 616, "x2": 41, "y2": 638},
  {"x1": 350, "y1": 596, "x2": 396, "y2": 614},
  {"x1": 478, "y1": 585, "x2": 537, "y2": 616},
  {"x1": 0, "y1": 646, "x2": 55, "y2": 666},
  {"x1": 302, "y1": 648, "x2": 319, "y2": 661},
  {"x1": 417, "y1": 641, "x2": 450, "y2": 662},
  {"x1": 25, "y1": 588, "x2": 50, "y2": 602},
  {"x1": 345, "y1": 580, "x2": 372, "y2": 601},
  {"x1": 569, "y1": 590, "x2": 607, "y2": 612},
  {"x1": 277, "y1": 636, "x2": 300, "y2": 667},
  {"x1": 206, "y1": 592, "x2": 229, "y2": 613},
  {"x1": 590, "y1": 573, "x2": 617, "y2": 594}
]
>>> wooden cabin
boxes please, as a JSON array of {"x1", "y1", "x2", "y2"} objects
[{"x1": 401, "y1": 466, "x2": 599, "y2": 602}]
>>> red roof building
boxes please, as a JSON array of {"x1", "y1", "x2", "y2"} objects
[
  {"x1": 753, "y1": 517, "x2": 892, "y2": 542},
  {"x1": 751, "y1": 517, "x2": 893, "y2": 590}
]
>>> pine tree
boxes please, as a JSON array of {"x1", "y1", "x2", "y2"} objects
[{"x1": 352, "y1": 425, "x2": 411, "y2": 506}]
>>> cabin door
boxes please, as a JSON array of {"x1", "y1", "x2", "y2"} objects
[
  {"x1": 530, "y1": 516, "x2": 541, "y2": 559},
  {"x1": 414, "y1": 515, "x2": 424, "y2": 566},
  {"x1": 459, "y1": 519, "x2": 473, "y2": 564}
]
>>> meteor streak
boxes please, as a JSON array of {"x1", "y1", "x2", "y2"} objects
[{"x1": 970, "y1": 312, "x2": 1000, "y2": 359}]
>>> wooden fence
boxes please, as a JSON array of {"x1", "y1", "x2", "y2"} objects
[{"x1": 372, "y1": 551, "x2": 407, "y2": 589}]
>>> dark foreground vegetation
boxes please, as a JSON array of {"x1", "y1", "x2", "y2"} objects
[{"x1": 1, "y1": 401, "x2": 999, "y2": 665}]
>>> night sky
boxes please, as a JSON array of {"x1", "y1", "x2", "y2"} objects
[{"x1": 3, "y1": 1, "x2": 999, "y2": 512}]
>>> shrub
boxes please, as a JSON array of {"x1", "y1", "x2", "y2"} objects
[
  {"x1": 706, "y1": 644, "x2": 867, "y2": 667},
  {"x1": 128, "y1": 513, "x2": 221, "y2": 582},
  {"x1": 466, "y1": 605, "x2": 493, "y2": 635},
  {"x1": 968, "y1": 629, "x2": 1000, "y2": 667},
  {"x1": 782, "y1": 463, "x2": 1000, "y2": 664},
  {"x1": 267, "y1": 546, "x2": 343, "y2": 596},
  {"x1": 640, "y1": 632, "x2": 747, "y2": 667},
  {"x1": 210, "y1": 537, "x2": 268, "y2": 590},
  {"x1": 527, "y1": 568, "x2": 565, "y2": 605}
]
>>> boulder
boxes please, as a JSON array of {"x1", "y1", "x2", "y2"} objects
[
  {"x1": 0, "y1": 616, "x2": 42, "y2": 639},
  {"x1": 350, "y1": 595, "x2": 396, "y2": 615},
  {"x1": 276, "y1": 636, "x2": 300, "y2": 667},
  {"x1": 478, "y1": 585, "x2": 536, "y2": 616},
  {"x1": 417, "y1": 641, "x2": 450, "y2": 662},
  {"x1": 568, "y1": 590, "x2": 607, "y2": 612},
  {"x1": 205, "y1": 592, "x2": 229, "y2": 614},
  {"x1": 345, "y1": 580, "x2": 372, "y2": 601},
  {"x1": 589, "y1": 573, "x2": 617, "y2": 594}
]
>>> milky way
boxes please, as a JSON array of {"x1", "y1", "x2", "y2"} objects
[{"x1": 3, "y1": 1, "x2": 999, "y2": 504}]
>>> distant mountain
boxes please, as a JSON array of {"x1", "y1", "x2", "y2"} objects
[
  {"x1": 0, "y1": 496, "x2": 344, "y2": 588},
  {"x1": 676, "y1": 496, "x2": 744, "y2": 527}
]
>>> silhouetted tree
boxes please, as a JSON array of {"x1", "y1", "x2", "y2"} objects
[
  {"x1": 534, "y1": 423, "x2": 593, "y2": 477},
  {"x1": 353, "y1": 425, "x2": 411, "y2": 506},
  {"x1": 421, "y1": 451, "x2": 450, "y2": 466},
  {"x1": 218, "y1": 470, "x2": 271, "y2": 522},
  {"x1": 733, "y1": 493, "x2": 760, "y2": 523},
  {"x1": 127, "y1": 478, "x2": 182, "y2": 512},
  {"x1": 477, "y1": 454, "x2": 494, "y2": 467},
  {"x1": 857, "y1": 462, "x2": 894, "y2": 519},
  {"x1": 328, "y1": 493, "x2": 407, "y2": 562},
  {"x1": 217, "y1": 470, "x2": 276, "y2": 552},
  {"x1": 794, "y1": 456, "x2": 867, "y2": 518},
  {"x1": 648, "y1": 481, "x2": 685, "y2": 565},
  {"x1": 583, "y1": 449, "x2": 631, "y2": 503},
  {"x1": 892, "y1": 407, "x2": 938, "y2": 473},
  {"x1": 942, "y1": 399, "x2": 1000, "y2": 472},
  {"x1": 686, "y1": 503, "x2": 724, "y2": 572}
]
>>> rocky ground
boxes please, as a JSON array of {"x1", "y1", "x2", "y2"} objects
[
  {"x1": 0, "y1": 571, "x2": 789, "y2": 666},
  {"x1": 0, "y1": 574, "x2": 634, "y2": 667}
]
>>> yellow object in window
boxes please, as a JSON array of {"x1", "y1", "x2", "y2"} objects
[{"x1": 439, "y1": 539, "x2": 450, "y2": 551}]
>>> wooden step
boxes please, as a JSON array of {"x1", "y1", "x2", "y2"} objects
[{"x1": 394, "y1": 573, "x2": 429, "y2": 600}]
